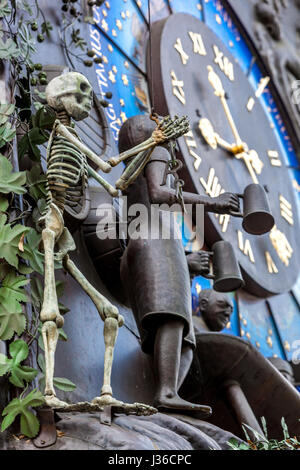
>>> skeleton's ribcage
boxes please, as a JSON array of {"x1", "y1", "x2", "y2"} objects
[{"x1": 46, "y1": 133, "x2": 88, "y2": 213}]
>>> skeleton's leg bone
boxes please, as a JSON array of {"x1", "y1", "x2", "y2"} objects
[
  {"x1": 100, "y1": 316, "x2": 118, "y2": 397},
  {"x1": 63, "y1": 255, "x2": 124, "y2": 404},
  {"x1": 40, "y1": 205, "x2": 64, "y2": 328},
  {"x1": 42, "y1": 321, "x2": 59, "y2": 396},
  {"x1": 40, "y1": 205, "x2": 65, "y2": 401},
  {"x1": 63, "y1": 255, "x2": 123, "y2": 324},
  {"x1": 40, "y1": 227, "x2": 64, "y2": 327}
]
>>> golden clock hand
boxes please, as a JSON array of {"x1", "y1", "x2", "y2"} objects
[
  {"x1": 198, "y1": 117, "x2": 240, "y2": 152},
  {"x1": 207, "y1": 66, "x2": 263, "y2": 183},
  {"x1": 198, "y1": 117, "x2": 263, "y2": 182},
  {"x1": 207, "y1": 65, "x2": 243, "y2": 146},
  {"x1": 236, "y1": 152, "x2": 259, "y2": 184}
]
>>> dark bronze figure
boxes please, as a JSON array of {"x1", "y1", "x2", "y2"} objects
[
  {"x1": 268, "y1": 357, "x2": 295, "y2": 385},
  {"x1": 187, "y1": 243, "x2": 244, "y2": 293},
  {"x1": 192, "y1": 289, "x2": 234, "y2": 333},
  {"x1": 120, "y1": 114, "x2": 240, "y2": 414}
]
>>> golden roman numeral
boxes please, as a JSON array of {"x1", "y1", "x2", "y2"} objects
[
  {"x1": 188, "y1": 31, "x2": 207, "y2": 56},
  {"x1": 200, "y1": 168, "x2": 230, "y2": 232},
  {"x1": 213, "y1": 45, "x2": 234, "y2": 81},
  {"x1": 279, "y1": 194, "x2": 294, "y2": 225},
  {"x1": 237, "y1": 230, "x2": 255, "y2": 263},
  {"x1": 265, "y1": 251, "x2": 278, "y2": 274},
  {"x1": 184, "y1": 130, "x2": 202, "y2": 170},
  {"x1": 267, "y1": 150, "x2": 282, "y2": 167},
  {"x1": 269, "y1": 225, "x2": 293, "y2": 266},
  {"x1": 255, "y1": 76, "x2": 270, "y2": 97},
  {"x1": 246, "y1": 97, "x2": 255, "y2": 112},
  {"x1": 174, "y1": 38, "x2": 189, "y2": 65},
  {"x1": 170, "y1": 70, "x2": 186, "y2": 105},
  {"x1": 245, "y1": 77, "x2": 270, "y2": 112}
]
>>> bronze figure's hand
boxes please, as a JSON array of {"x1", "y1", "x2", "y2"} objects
[
  {"x1": 187, "y1": 251, "x2": 211, "y2": 277},
  {"x1": 212, "y1": 192, "x2": 240, "y2": 214}
]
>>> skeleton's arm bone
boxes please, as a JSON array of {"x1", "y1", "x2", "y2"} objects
[
  {"x1": 56, "y1": 122, "x2": 111, "y2": 173},
  {"x1": 88, "y1": 165, "x2": 119, "y2": 198},
  {"x1": 108, "y1": 137, "x2": 154, "y2": 167},
  {"x1": 115, "y1": 148, "x2": 154, "y2": 190}
]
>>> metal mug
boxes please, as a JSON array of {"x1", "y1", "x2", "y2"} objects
[
  {"x1": 230, "y1": 184, "x2": 274, "y2": 235},
  {"x1": 204, "y1": 241, "x2": 245, "y2": 292}
]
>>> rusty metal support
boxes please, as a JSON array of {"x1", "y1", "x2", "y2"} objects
[
  {"x1": 33, "y1": 407, "x2": 57, "y2": 448},
  {"x1": 100, "y1": 405, "x2": 112, "y2": 426}
]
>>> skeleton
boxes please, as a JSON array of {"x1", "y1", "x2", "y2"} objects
[{"x1": 39, "y1": 71, "x2": 189, "y2": 412}]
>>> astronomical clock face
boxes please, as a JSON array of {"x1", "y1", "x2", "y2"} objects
[
  {"x1": 89, "y1": 1, "x2": 300, "y2": 298},
  {"x1": 149, "y1": 13, "x2": 300, "y2": 297}
]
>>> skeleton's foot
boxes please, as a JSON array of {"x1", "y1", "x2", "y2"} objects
[
  {"x1": 154, "y1": 392, "x2": 212, "y2": 416},
  {"x1": 91, "y1": 395, "x2": 124, "y2": 407},
  {"x1": 44, "y1": 395, "x2": 69, "y2": 409},
  {"x1": 91, "y1": 396, "x2": 157, "y2": 416}
]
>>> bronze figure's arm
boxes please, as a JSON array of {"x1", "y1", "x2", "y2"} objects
[{"x1": 145, "y1": 147, "x2": 240, "y2": 214}]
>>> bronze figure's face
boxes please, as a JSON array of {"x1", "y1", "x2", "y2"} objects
[{"x1": 199, "y1": 289, "x2": 233, "y2": 332}]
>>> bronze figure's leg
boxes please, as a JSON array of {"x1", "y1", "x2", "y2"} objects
[{"x1": 153, "y1": 318, "x2": 212, "y2": 416}]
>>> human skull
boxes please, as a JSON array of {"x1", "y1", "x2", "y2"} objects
[{"x1": 46, "y1": 72, "x2": 92, "y2": 121}]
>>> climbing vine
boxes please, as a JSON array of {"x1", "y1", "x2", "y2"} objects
[{"x1": 0, "y1": 0, "x2": 105, "y2": 439}]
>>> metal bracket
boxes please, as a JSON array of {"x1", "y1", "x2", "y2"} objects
[
  {"x1": 100, "y1": 405, "x2": 112, "y2": 426},
  {"x1": 33, "y1": 407, "x2": 57, "y2": 448}
]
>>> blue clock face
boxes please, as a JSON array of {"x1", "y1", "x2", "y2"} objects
[{"x1": 87, "y1": 0, "x2": 300, "y2": 359}]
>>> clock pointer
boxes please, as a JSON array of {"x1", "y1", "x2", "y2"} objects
[
  {"x1": 198, "y1": 118, "x2": 262, "y2": 183},
  {"x1": 206, "y1": 65, "x2": 263, "y2": 184}
]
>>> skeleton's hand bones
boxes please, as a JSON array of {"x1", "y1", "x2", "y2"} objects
[{"x1": 108, "y1": 115, "x2": 190, "y2": 167}]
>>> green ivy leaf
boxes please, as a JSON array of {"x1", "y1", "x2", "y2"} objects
[
  {"x1": 56, "y1": 280, "x2": 70, "y2": 315},
  {"x1": 17, "y1": 261, "x2": 33, "y2": 275},
  {"x1": 0, "y1": 196, "x2": 8, "y2": 212},
  {"x1": 0, "y1": 122, "x2": 16, "y2": 148},
  {"x1": 0, "y1": 103, "x2": 15, "y2": 125},
  {"x1": 0, "y1": 155, "x2": 26, "y2": 194},
  {"x1": 33, "y1": 89, "x2": 46, "y2": 101},
  {"x1": 26, "y1": 165, "x2": 47, "y2": 201},
  {"x1": 0, "y1": 353, "x2": 10, "y2": 376},
  {"x1": 22, "y1": 229, "x2": 44, "y2": 274},
  {"x1": 0, "y1": 0, "x2": 11, "y2": 17},
  {"x1": 0, "y1": 262, "x2": 13, "y2": 280},
  {"x1": 0, "y1": 272, "x2": 29, "y2": 312},
  {"x1": 0, "y1": 214, "x2": 30, "y2": 268},
  {"x1": 33, "y1": 101, "x2": 43, "y2": 111},
  {"x1": 0, "y1": 340, "x2": 37, "y2": 387},
  {"x1": 33, "y1": 106, "x2": 56, "y2": 130},
  {"x1": 1, "y1": 389, "x2": 45, "y2": 438},
  {"x1": 0, "y1": 309, "x2": 26, "y2": 340},
  {"x1": 18, "y1": 127, "x2": 48, "y2": 161},
  {"x1": 30, "y1": 276, "x2": 44, "y2": 311},
  {"x1": 41, "y1": 21, "x2": 53, "y2": 37},
  {"x1": 19, "y1": 0, "x2": 33, "y2": 16},
  {"x1": 38, "y1": 353, "x2": 75, "y2": 392},
  {"x1": 53, "y1": 377, "x2": 76, "y2": 392},
  {"x1": 18, "y1": 25, "x2": 36, "y2": 60},
  {"x1": 0, "y1": 36, "x2": 20, "y2": 60}
]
